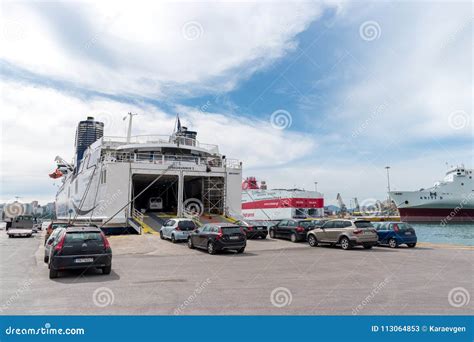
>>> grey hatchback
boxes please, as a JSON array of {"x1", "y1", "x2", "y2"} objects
[{"x1": 307, "y1": 219, "x2": 378, "y2": 250}]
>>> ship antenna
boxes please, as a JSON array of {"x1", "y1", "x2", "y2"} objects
[{"x1": 123, "y1": 112, "x2": 137, "y2": 143}]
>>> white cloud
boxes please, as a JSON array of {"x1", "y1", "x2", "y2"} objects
[
  {"x1": 0, "y1": 1, "x2": 335, "y2": 97},
  {"x1": 0, "y1": 79, "x2": 316, "y2": 202},
  {"x1": 316, "y1": 2, "x2": 472, "y2": 144}
]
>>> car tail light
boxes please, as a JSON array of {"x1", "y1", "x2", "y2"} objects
[
  {"x1": 296, "y1": 226, "x2": 305, "y2": 232},
  {"x1": 247, "y1": 226, "x2": 254, "y2": 231},
  {"x1": 101, "y1": 232, "x2": 111, "y2": 250},
  {"x1": 54, "y1": 234, "x2": 66, "y2": 251},
  {"x1": 175, "y1": 227, "x2": 181, "y2": 231},
  {"x1": 216, "y1": 228, "x2": 223, "y2": 240},
  {"x1": 353, "y1": 229, "x2": 363, "y2": 235}
]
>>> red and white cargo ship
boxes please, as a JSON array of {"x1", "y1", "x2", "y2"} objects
[
  {"x1": 389, "y1": 165, "x2": 473, "y2": 223},
  {"x1": 241, "y1": 177, "x2": 324, "y2": 220}
]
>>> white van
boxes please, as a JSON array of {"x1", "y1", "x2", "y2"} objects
[{"x1": 148, "y1": 197, "x2": 163, "y2": 211}]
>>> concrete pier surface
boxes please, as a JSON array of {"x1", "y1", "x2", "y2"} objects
[{"x1": 0, "y1": 230, "x2": 472, "y2": 315}]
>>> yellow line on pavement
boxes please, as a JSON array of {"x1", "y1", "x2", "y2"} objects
[{"x1": 417, "y1": 242, "x2": 473, "y2": 251}]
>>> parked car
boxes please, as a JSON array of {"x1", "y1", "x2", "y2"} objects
[
  {"x1": 45, "y1": 222, "x2": 69, "y2": 244},
  {"x1": 375, "y1": 222, "x2": 417, "y2": 248},
  {"x1": 48, "y1": 226, "x2": 112, "y2": 279},
  {"x1": 234, "y1": 219, "x2": 268, "y2": 239},
  {"x1": 268, "y1": 219, "x2": 316, "y2": 242},
  {"x1": 307, "y1": 219, "x2": 328, "y2": 229},
  {"x1": 44, "y1": 227, "x2": 67, "y2": 263},
  {"x1": 187, "y1": 223, "x2": 246, "y2": 254},
  {"x1": 307, "y1": 219, "x2": 378, "y2": 250},
  {"x1": 160, "y1": 218, "x2": 197, "y2": 243}
]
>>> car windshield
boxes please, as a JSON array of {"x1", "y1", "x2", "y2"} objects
[
  {"x1": 221, "y1": 227, "x2": 242, "y2": 234},
  {"x1": 354, "y1": 221, "x2": 374, "y2": 228},
  {"x1": 177, "y1": 221, "x2": 196, "y2": 231},
  {"x1": 65, "y1": 232, "x2": 102, "y2": 243},
  {"x1": 52, "y1": 223, "x2": 68, "y2": 229}
]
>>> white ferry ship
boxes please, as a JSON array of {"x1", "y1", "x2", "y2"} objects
[
  {"x1": 241, "y1": 177, "x2": 324, "y2": 220},
  {"x1": 52, "y1": 115, "x2": 242, "y2": 233},
  {"x1": 389, "y1": 165, "x2": 474, "y2": 223}
]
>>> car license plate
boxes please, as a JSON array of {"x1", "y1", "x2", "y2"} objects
[
  {"x1": 75, "y1": 258, "x2": 93, "y2": 263},
  {"x1": 257, "y1": 227, "x2": 263, "y2": 230},
  {"x1": 230, "y1": 236, "x2": 239, "y2": 240},
  {"x1": 363, "y1": 230, "x2": 371, "y2": 235}
]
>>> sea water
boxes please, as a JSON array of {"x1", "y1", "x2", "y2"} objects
[{"x1": 410, "y1": 223, "x2": 474, "y2": 246}]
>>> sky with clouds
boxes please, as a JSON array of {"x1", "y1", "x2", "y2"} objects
[{"x1": 0, "y1": 0, "x2": 472, "y2": 205}]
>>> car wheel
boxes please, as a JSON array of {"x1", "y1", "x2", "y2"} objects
[
  {"x1": 290, "y1": 233, "x2": 298, "y2": 243},
  {"x1": 363, "y1": 244, "x2": 373, "y2": 249},
  {"x1": 207, "y1": 241, "x2": 216, "y2": 255},
  {"x1": 340, "y1": 237, "x2": 352, "y2": 250},
  {"x1": 160, "y1": 231, "x2": 164, "y2": 240},
  {"x1": 237, "y1": 247, "x2": 245, "y2": 254},
  {"x1": 171, "y1": 235, "x2": 177, "y2": 243},
  {"x1": 261, "y1": 235, "x2": 267, "y2": 239},
  {"x1": 308, "y1": 234, "x2": 318, "y2": 247},
  {"x1": 407, "y1": 243, "x2": 416, "y2": 248},
  {"x1": 49, "y1": 267, "x2": 58, "y2": 279},
  {"x1": 388, "y1": 238, "x2": 398, "y2": 248},
  {"x1": 102, "y1": 265, "x2": 112, "y2": 275},
  {"x1": 188, "y1": 237, "x2": 194, "y2": 249},
  {"x1": 269, "y1": 230, "x2": 275, "y2": 239},
  {"x1": 44, "y1": 256, "x2": 49, "y2": 263}
]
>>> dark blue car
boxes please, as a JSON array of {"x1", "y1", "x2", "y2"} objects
[{"x1": 373, "y1": 222, "x2": 417, "y2": 248}]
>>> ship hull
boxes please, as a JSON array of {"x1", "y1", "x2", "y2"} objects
[{"x1": 398, "y1": 208, "x2": 474, "y2": 224}]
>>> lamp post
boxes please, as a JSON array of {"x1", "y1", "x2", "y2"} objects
[
  {"x1": 385, "y1": 166, "x2": 391, "y2": 200},
  {"x1": 314, "y1": 182, "x2": 318, "y2": 192}
]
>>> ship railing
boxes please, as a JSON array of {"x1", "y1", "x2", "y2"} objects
[
  {"x1": 101, "y1": 151, "x2": 228, "y2": 168},
  {"x1": 100, "y1": 151, "x2": 242, "y2": 169},
  {"x1": 102, "y1": 135, "x2": 219, "y2": 154},
  {"x1": 132, "y1": 207, "x2": 144, "y2": 223}
]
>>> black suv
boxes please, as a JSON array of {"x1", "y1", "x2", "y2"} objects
[
  {"x1": 48, "y1": 226, "x2": 112, "y2": 279},
  {"x1": 188, "y1": 223, "x2": 246, "y2": 254},
  {"x1": 269, "y1": 219, "x2": 316, "y2": 242}
]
